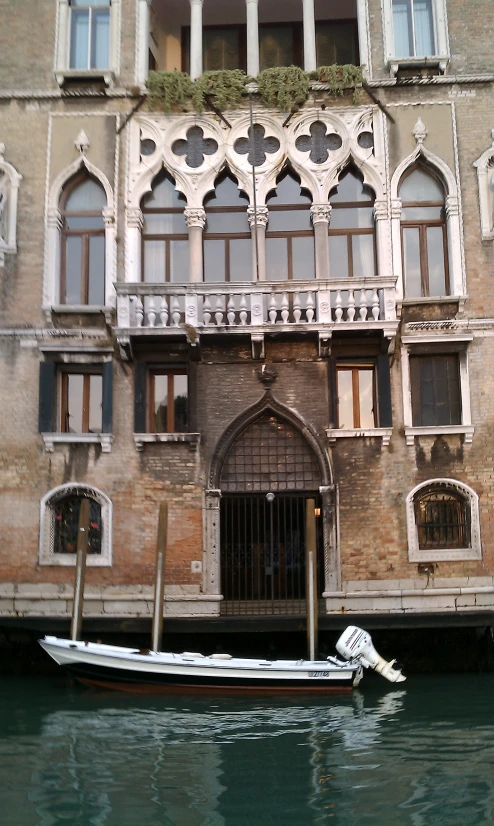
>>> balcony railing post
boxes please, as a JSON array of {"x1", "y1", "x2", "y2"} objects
[
  {"x1": 317, "y1": 289, "x2": 332, "y2": 324},
  {"x1": 185, "y1": 292, "x2": 199, "y2": 328},
  {"x1": 116, "y1": 292, "x2": 130, "y2": 328}
]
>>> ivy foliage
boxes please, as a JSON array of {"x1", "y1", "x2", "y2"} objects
[{"x1": 146, "y1": 65, "x2": 364, "y2": 114}]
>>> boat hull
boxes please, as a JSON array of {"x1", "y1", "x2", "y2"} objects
[{"x1": 40, "y1": 637, "x2": 362, "y2": 694}]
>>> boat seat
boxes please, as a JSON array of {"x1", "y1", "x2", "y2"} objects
[
  {"x1": 210, "y1": 653, "x2": 232, "y2": 660},
  {"x1": 181, "y1": 652, "x2": 205, "y2": 658}
]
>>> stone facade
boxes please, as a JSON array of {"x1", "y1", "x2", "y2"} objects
[{"x1": 1, "y1": 0, "x2": 494, "y2": 624}]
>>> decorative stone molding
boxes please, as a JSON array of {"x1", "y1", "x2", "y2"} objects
[
  {"x1": 133, "y1": 433, "x2": 200, "y2": 451},
  {"x1": 310, "y1": 204, "x2": 332, "y2": 225},
  {"x1": 247, "y1": 206, "x2": 269, "y2": 228},
  {"x1": 412, "y1": 117, "x2": 427, "y2": 145},
  {"x1": 373, "y1": 199, "x2": 389, "y2": 221},
  {"x1": 0, "y1": 143, "x2": 23, "y2": 265},
  {"x1": 327, "y1": 428, "x2": 393, "y2": 446},
  {"x1": 406, "y1": 479, "x2": 481, "y2": 562},
  {"x1": 473, "y1": 130, "x2": 494, "y2": 240},
  {"x1": 42, "y1": 433, "x2": 113, "y2": 453},
  {"x1": 126, "y1": 207, "x2": 144, "y2": 230},
  {"x1": 184, "y1": 207, "x2": 206, "y2": 229}
]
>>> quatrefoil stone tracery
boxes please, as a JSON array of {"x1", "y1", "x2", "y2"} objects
[
  {"x1": 234, "y1": 124, "x2": 280, "y2": 167},
  {"x1": 295, "y1": 121, "x2": 343, "y2": 164},
  {"x1": 172, "y1": 126, "x2": 218, "y2": 169}
]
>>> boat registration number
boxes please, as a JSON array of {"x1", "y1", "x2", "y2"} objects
[{"x1": 309, "y1": 671, "x2": 330, "y2": 678}]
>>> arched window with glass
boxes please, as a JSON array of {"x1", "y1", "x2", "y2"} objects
[
  {"x1": 60, "y1": 174, "x2": 107, "y2": 305},
  {"x1": 141, "y1": 170, "x2": 188, "y2": 283},
  {"x1": 328, "y1": 166, "x2": 376, "y2": 280},
  {"x1": 399, "y1": 166, "x2": 449, "y2": 298},
  {"x1": 203, "y1": 171, "x2": 252, "y2": 282},
  {"x1": 265, "y1": 169, "x2": 314, "y2": 281}
]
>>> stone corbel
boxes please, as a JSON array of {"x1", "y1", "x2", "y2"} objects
[
  {"x1": 251, "y1": 332, "x2": 265, "y2": 360},
  {"x1": 318, "y1": 331, "x2": 332, "y2": 358}
]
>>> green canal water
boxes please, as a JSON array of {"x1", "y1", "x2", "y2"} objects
[{"x1": 1, "y1": 674, "x2": 493, "y2": 825}]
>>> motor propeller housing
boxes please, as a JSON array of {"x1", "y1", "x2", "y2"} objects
[{"x1": 335, "y1": 626, "x2": 406, "y2": 683}]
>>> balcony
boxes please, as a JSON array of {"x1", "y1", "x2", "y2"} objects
[{"x1": 115, "y1": 277, "x2": 398, "y2": 354}]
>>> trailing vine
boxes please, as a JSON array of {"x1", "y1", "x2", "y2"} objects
[
  {"x1": 257, "y1": 66, "x2": 311, "y2": 112},
  {"x1": 147, "y1": 70, "x2": 194, "y2": 113},
  {"x1": 193, "y1": 70, "x2": 247, "y2": 112},
  {"x1": 315, "y1": 64, "x2": 364, "y2": 104}
]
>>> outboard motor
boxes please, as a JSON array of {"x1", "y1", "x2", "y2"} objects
[{"x1": 335, "y1": 626, "x2": 406, "y2": 683}]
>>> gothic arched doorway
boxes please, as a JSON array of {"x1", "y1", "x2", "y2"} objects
[{"x1": 218, "y1": 412, "x2": 326, "y2": 616}]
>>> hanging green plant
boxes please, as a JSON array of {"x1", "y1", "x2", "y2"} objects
[
  {"x1": 316, "y1": 64, "x2": 364, "y2": 104},
  {"x1": 257, "y1": 66, "x2": 311, "y2": 112},
  {"x1": 146, "y1": 70, "x2": 195, "y2": 112},
  {"x1": 192, "y1": 69, "x2": 247, "y2": 112}
]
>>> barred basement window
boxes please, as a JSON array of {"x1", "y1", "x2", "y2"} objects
[
  {"x1": 415, "y1": 488, "x2": 468, "y2": 550},
  {"x1": 39, "y1": 484, "x2": 112, "y2": 566},
  {"x1": 54, "y1": 495, "x2": 102, "y2": 554}
]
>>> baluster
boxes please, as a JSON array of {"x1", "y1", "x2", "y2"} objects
[
  {"x1": 293, "y1": 291, "x2": 301, "y2": 323},
  {"x1": 203, "y1": 294, "x2": 212, "y2": 326},
  {"x1": 306, "y1": 291, "x2": 314, "y2": 323},
  {"x1": 347, "y1": 289, "x2": 355, "y2": 322},
  {"x1": 359, "y1": 289, "x2": 367, "y2": 321},
  {"x1": 268, "y1": 293, "x2": 277, "y2": 324},
  {"x1": 160, "y1": 296, "x2": 169, "y2": 327},
  {"x1": 147, "y1": 297, "x2": 156, "y2": 328},
  {"x1": 171, "y1": 295, "x2": 181, "y2": 327},
  {"x1": 136, "y1": 297, "x2": 144, "y2": 328},
  {"x1": 372, "y1": 288, "x2": 380, "y2": 320},
  {"x1": 281, "y1": 292, "x2": 289, "y2": 324},
  {"x1": 227, "y1": 295, "x2": 235, "y2": 325},
  {"x1": 215, "y1": 294, "x2": 224, "y2": 325},
  {"x1": 335, "y1": 290, "x2": 343, "y2": 323},
  {"x1": 239, "y1": 293, "x2": 248, "y2": 325}
]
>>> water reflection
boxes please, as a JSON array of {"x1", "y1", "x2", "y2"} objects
[{"x1": 1, "y1": 676, "x2": 494, "y2": 825}]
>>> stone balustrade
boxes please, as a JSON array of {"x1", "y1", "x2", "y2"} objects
[{"x1": 115, "y1": 277, "x2": 398, "y2": 332}]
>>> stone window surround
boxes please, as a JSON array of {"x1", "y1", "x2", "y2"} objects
[
  {"x1": 0, "y1": 144, "x2": 23, "y2": 266},
  {"x1": 406, "y1": 478, "x2": 481, "y2": 562},
  {"x1": 54, "y1": 0, "x2": 121, "y2": 87},
  {"x1": 39, "y1": 482, "x2": 113, "y2": 567},
  {"x1": 381, "y1": 0, "x2": 450, "y2": 76},
  {"x1": 473, "y1": 131, "x2": 494, "y2": 241},
  {"x1": 400, "y1": 333, "x2": 474, "y2": 446}
]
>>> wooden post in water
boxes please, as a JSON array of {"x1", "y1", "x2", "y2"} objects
[
  {"x1": 305, "y1": 498, "x2": 318, "y2": 661},
  {"x1": 70, "y1": 497, "x2": 90, "y2": 641},
  {"x1": 151, "y1": 502, "x2": 168, "y2": 653}
]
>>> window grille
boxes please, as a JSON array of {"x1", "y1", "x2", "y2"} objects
[{"x1": 415, "y1": 489, "x2": 469, "y2": 549}]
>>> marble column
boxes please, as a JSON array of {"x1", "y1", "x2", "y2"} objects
[
  {"x1": 302, "y1": 0, "x2": 317, "y2": 72},
  {"x1": 184, "y1": 207, "x2": 206, "y2": 283},
  {"x1": 248, "y1": 206, "x2": 268, "y2": 281},
  {"x1": 246, "y1": 0, "x2": 260, "y2": 77},
  {"x1": 189, "y1": 0, "x2": 204, "y2": 79},
  {"x1": 310, "y1": 204, "x2": 331, "y2": 279},
  {"x1": 136, "y1": 0, "x2": 151, "y2": 86}
]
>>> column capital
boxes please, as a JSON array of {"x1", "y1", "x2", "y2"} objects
[
  {"x1": 445, "y1": 195, "x2": 459, "y2": 218},
  {"x1": 311, "y1": 204, "x2": 331, "y2": 225},
  {"x1": 102, "y1": 207, "x2": 116, "y2": 228},
  {"x1": 189, "y1": 0, "x2": 203, "y2": 6},
  {"x1": 47, "y1": 208, "x2": 63, "y2": 230},
  {"x1": 390, "y1": 198, "x2": 402, "y2": 220},
  {"x1": 184, "y1": 207, "x2": 206, "y2": 229},
  {"x1": 373, "y1": 199, "x2": 389, "y2": 221},
  {"x1": 248, "y1": 206, "x2": 269, "y2": 228},
  {"x1": 126, "y1": 207, "x2": 143, "y2": 229},
  {"x1": 246, "y1": 0, "x2": 259, "y2": 4}
]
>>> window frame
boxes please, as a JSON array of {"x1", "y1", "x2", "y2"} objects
[
  {"x1": 148, "y1": 368, "x2": 189, "y2": 434},
  {"x1": 265, "y1": 170, "x2": 315, "y2": 282},
  {"x1": 54, "y1": 0, "x2": 121, "y2": 87},
  {"x1": 409, "y1": 353, "x2": 460, "y2": 427},
  {"x1": 60, "y1": 173, "x2": 107, "y2": 306},
  {"x1": 328, "y1": 169, "x2": 377, "y2": 280},
  {"x1": 406, "y1": 479, "x2": 481, "y2": 562},
  {"x1": 39, "y1": 483, "x2": 113, "y2": 567},
  {"x1": 336, "y1": 362, "x2": 377, "y2": 429},
  {"x1": 60, "y1": 367, "x2": 104, "y2": 434},
  {"x1": 69, "y1": 0, "x2": 112, "y2": 71},
  {"x1": 203, "y1": 172, "x2": 252, "y2": 284},
  {"x1": 383, "y1": 0, "x2": 450, "y2": 75},
  {"x1": 141, "y1": 173, "x2": 188, "y2": 284}
]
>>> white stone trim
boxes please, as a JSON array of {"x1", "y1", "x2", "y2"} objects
[
  {"x1": 42, "y1": 434, "x2": 113, "y2": 453},
  {"x1": 406, "y1": 478, "x2": 481, "y2": 562},
  {"x1": 357, "y1": 0, "x2": 372, "y2": 77},
  {"x1": 381, "y1": 0, "x2": 450, "y2": 75},
  {"x1": 327, "y1": 428, "x2": 393, "y2": 446},
  {"x1": 39, "y1": 483, "x2": 113, "y2": 567},
  {"x1": 473, "y1": 130, "x2": 494, "y2": 241},
  {"x1": 54, "y1": 0, "x2": 121, "y2": 87},
  {"x1": 0, "y1": 144, "x2": 23, "y2": 265}
]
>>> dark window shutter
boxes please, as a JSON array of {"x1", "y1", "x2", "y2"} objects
[
  {"x1": 102, "y1": 361, "x2": 113, "y2": 433},
  {"x1": 377, "y1": 354, "x2": 392, "y2": 428},
  {"x1": 134, "y1": 362, "x2": 147, "y2": 433},
  {"x1": 38, "y1": 362, "x2": 56, "y2": 433}
]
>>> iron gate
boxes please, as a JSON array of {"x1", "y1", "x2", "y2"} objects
[{"x1": 220, "y1": 493, "x2": 324, "y2": 616}]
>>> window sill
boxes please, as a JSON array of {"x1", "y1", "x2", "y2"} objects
[
  {"x1": 405, "y1": 426, "x2": 474, "y2": 446},
  {"x1": 133, "y1": 433, "x2": 200, "y2": 452},
  {"x1": 38, "y1": 553, "x2": 112, "y2": 567},
  {"x1": 55, "y1": 69, "x2": 115, "y2": 88},
  {"x1": 326, "y1": 428, "x2": 393, "y2": 446},
  {"x1": 408, "y1": 546, "x2": 481, "y2": 563},
  {"x1": 388, "y1": 56, "x2": 449, "y2": 76},
  {"x1": 49, "y1": 305, "x2": 113, "y2": 323},
  {"x1": 42, "y1": 433, "x2": 113, "y2": 453}
]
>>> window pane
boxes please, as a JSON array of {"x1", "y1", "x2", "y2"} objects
[
  {"x1": 401, "y1": 206, "x2": 443, "y2": 220},
  {"x1": 204, "y1": 239, "x2": 226, "y2": 282},
  {"x1": 91, "y1": 9, "x2": 110, "y2": 69},
  {"x1": 144, "y1": 240, "x2": 166, "y2": 283},
  {"x1": 410, "y1": 355, "x2": 461, "y2": 426},
  {"x1": 169, "y1": 240, "x2": 189, "y2": 282},
  {"x1": 89, "y1": 375, "x2": 103, "y2": 432},
  {"x1": 268, "y1": 209, "x2": 311, "y2": 232},
  {"x1": 143, "y1": 213, "x2": 186, "y2": 234},
  {"x1": 267, "y1": 173, "x2": 310, "y2": 206},
  {"x1": 330, "y1": 169, "x2": 373, "y2": 204},
  {"x1": 337, "y1": 370, "x2": 354, "y2": 428},
  {"x1": 67, "y1": 374, "x2": 84, "y2": 432},
  {"x1": 143, "y1": 175, "x2": 186, "y2": 209},
  {"x1": 392, "y1": 0, "x2": 412, "y2": 57},
  {"x1": 352, "y1": 234, "x2": 375, "y2": 278},
  {"x1": 204, "y1": 28, "x2": 240, "y2": 71},
  {"x1": 65, "y1": 236, "x2": 82, "y2": 303},
  {"x1": 72, "y1": 1, "x2": 110, "y2": 7},
  {"x1": 359, "y1": 370, "x2": 375, "y2": 428},
  {"x1": 329, "y1": 235, "x2": 349, "y2": 279},
  {"x1": 230, "y1": 239, "x2": 253, "y2": 282},
  {"x1": 427, "y1": 226, "x2": 447, "y2": 295},
  {"x1": 70, "y1": 10, "x2": 89, "y2": 69},
  {"x1": 316, "y1": 22, "x2": 357, "y2": 66},
  {"x1": 65, "y1": 178, "x2": 106, "y2": 211},
  {"x1": 88, "y1": 235, "x2": 105, "y2": 304},
  {"x1": 206, "y1": 175, "x2": 247, "y2": 208},
  {"x1": 205, "y1": 211, "x2": 249, "y2": 233},
  {"x1": 414, "y1": 0, "x2": 435, "y2": 55},
  {"x1": 292, "y1": 236, "x2": 315, "y2": 280},
  {"x1": 265, "y1": 238, "x2": 288, "y2": 281},
  {"x1": 153, "y1": 375, "x2": 168, "y2": 432},
  {"x1": 260, "y1": 26, "x2": 294, "y2": 70},
  {"x1": 173, "y1": 375, "x2": 188, "y2": 433},
  {"x1": 330, "y1": 207, "x2": 374, "y2": 229},
  {"x1": 403, "y1": 226, "x2": 422, "y2": 297},
  {"x1": 66, "y1": 216, "x2": 105, "y2": 230},
  {"x1": 400, "y1": 169, "x2": 444, "y2": 203}
]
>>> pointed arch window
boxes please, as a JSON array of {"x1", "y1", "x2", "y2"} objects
[
  {"x1": 399, "y1": 166, "x2": 449, "y2": 297},
  {"x1": 265, "y1": 170, "x2": 314, "y2": 281},
  {"x1": 61, "y1": 174, "x2": 107, "y2": 305},
  {"x1": 39, "y1": 484, "x2": 112, "y2": 566},
  {"x1": 203, "y1": 171, "x2": 252, "y2": 283},
  {"x1": 141, "y1": 170, "x2": 188, "y2": 283},
  {"x1": 328, "y1": 167, "x2": 376, "y2": 279}
]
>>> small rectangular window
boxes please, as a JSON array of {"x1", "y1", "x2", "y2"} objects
[
  {"x1": 149, "y1": 370, "x2": 188, "y2": 433},
  {"x1": 315, "y1": 21, "x2": 359, "y2": 66},
  {"x1": 70, "y1": 0, "x2": 111, "y2": 70},
  {"x1": 409, "y1": 355, "x2": 461, "y2": 426},
  {"x1": 392, "y1": 0, "x2": 435, "y2": 58},
  {"x1": 61, "y1": 371, "x2": 103, "y2": 433},
  {"x1": 336, "y1": 364, "x2": 376, "y2": 429}
]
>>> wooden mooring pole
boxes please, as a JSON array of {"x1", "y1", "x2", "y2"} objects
[
  {"x1": 70, "y1": 497, "x2": 90, "y2": 642},
  {"x1": 151, "y1": 503, "x2": 168, "y2": 653},
  {"x1": 305, "y1": 498, "x2": 318, "y2": 661}
]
